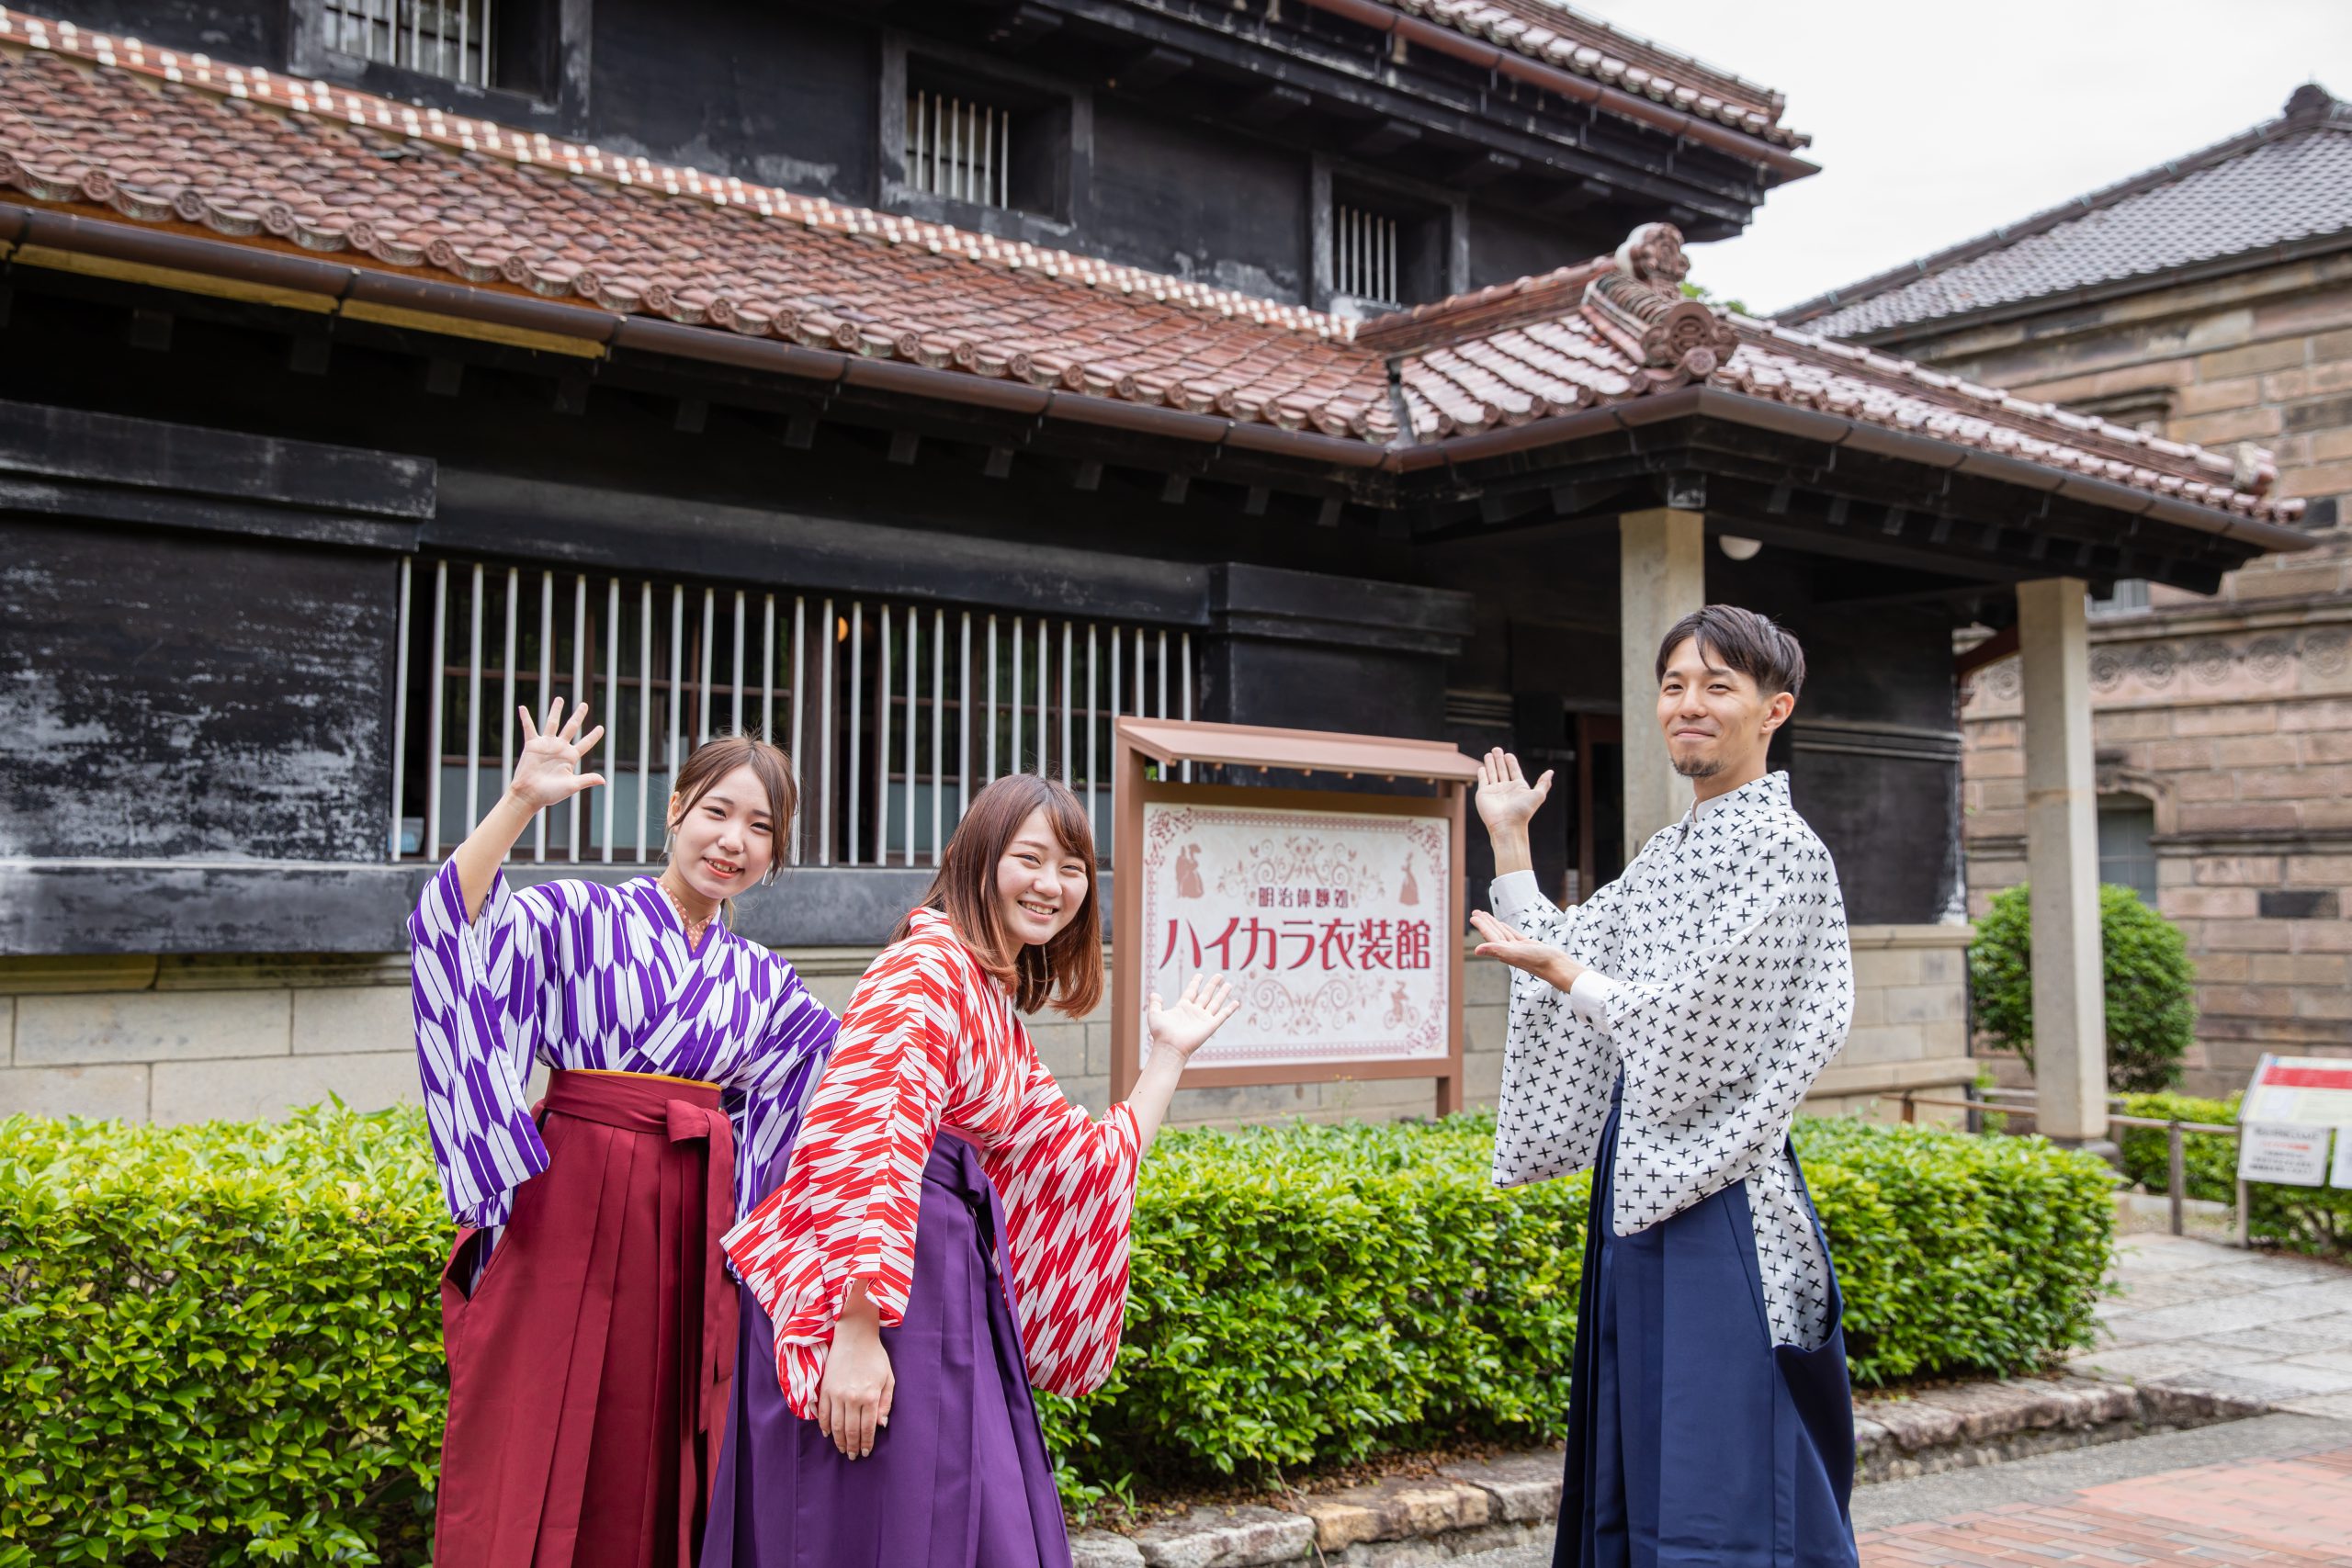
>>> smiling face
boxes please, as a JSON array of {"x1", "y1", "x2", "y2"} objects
[
  {"x1": 994, "y1": 807, "x2": 1091, "y2": 947},
  {"x1": 666, "y1": 761, "x2": 778, "y2": 901},
  {"x1": 1656, "y1": 635, "x2": 1794, "y2": 782}
]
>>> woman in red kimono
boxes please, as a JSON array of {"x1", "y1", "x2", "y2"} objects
[{"x1": 715, "y1": 773, "x2": 1238, "y2": 1568}]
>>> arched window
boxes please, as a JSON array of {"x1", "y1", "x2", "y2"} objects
[{"x1": 2098, "y1": 794, "x2": 2160, "y2": 906}]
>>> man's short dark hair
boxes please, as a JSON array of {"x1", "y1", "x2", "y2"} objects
[{"x1": 1654, "y1": 605, "x2": 1806, "y2": 700}]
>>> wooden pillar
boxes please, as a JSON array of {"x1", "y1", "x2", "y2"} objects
[
  {"x1": 1618, "y1": 507, "x2": 1705, "y2": 863},
  {"x1": 2018, "y1": 577, "x2": 2110, "y2": 1149}
]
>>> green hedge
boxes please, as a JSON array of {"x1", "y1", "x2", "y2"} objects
[
  {"x1": 2, "y1": 1106, "x2": 2114, "y2": 1563},
  {"x1": 2120, "y1": 1091, "x2": 2352, "y2": 1258}
]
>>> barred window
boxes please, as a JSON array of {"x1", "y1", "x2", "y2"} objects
[
  {"x1": 320, "y1": 0, "x2": 494, "y2": 88},
  {"x1": 906, "y1": 88, "x2": 1012, "y2": 209},
  {"x1": 1334, "y1": 203, "x2": 1401, "y2": 309},
  {"x1": 390, "y1": 559, "x2": 1193, "y2": 867}
]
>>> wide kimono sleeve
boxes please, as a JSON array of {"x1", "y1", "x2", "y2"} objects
[
  {"x1": 720, "y1": 931, "x2": 960, "y2": 1417},
  {"x1": 408, "y1": 860, "x2": 560, "y2": 1227},
  {"x1": 976, "y1": 1054, "x2": 1144, "y2": 1399},
  {"x1": 1490, "y1": 868, "x2": 1631, "y2": 1189},
  {"x1": 1601, "y1": 823, "x2": 1853, "y2": 1237},
  {"x1": 722, "y1": 958, "x2": 842, "y2": 1219}
]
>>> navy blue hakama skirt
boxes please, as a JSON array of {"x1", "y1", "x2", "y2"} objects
[{"x1": 1557, "y1": 1090, "x2": 1859, "y2": 1568}]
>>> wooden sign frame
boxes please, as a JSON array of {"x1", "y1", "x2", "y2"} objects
[{"x1": 1109, "y1": 717, "x2": 1476, "y2": 1118}]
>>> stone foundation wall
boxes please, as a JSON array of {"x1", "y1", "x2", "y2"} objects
[{"x1": 0, "y1": 926, "x2": 1973, "y2": 1127}]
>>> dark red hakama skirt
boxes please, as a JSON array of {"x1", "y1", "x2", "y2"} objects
[{"x1": 434, "y1": 1069, "x2": 738, "y2": 1568}]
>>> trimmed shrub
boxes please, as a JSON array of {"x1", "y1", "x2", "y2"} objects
[
  {"x1": 1969, "y1": 882, "x2": 2196, "y2": 1093},
  {"x1": 2120, "y1": 1090, "x2": 2352, "y2": 1257},
  {"x1": 2, "y1": 1107, "x2": 2114, "y2": 1562}
]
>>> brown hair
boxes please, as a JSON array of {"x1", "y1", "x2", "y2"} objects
[
  {"x1": 1656, "y1": 604, "x2": 1808, "y2": 700},
  {"x1": 898, "y1": 773, "x2": 1102, "y2": 1017},
  {"x1": 668, "y1": 733, "x2": 799, "y2": 886}
]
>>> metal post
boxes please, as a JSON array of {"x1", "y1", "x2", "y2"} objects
[
  {"x1": 390, "y1": 557, "x2": 412, "y2": 860},
  {"x1": 2167, "y1": 1121, "x2": 2187, "y2": 1237}
]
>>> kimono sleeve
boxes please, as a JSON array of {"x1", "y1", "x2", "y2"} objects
[
  {"x1": 978, "y1": 1053, "x2": 1145, "y2": 1399},
  {"x1": 722, "y1": 958, "x2": 842, "y2": 1218},
  {"x1": 408, "y1": 860, "x2": 558, "y2": 1227},
  {"x1": 720, "y1": 932, "x2": 957, "y2": 1418},
  {"x1": 1490, "y1": 872, "x2": 1628, "y2": 1188},
  {"x1": 1602, "y1": 825, "x2": 1853, "y2": 1236}
]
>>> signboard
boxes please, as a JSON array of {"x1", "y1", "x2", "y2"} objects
[
  {"x1": 1140, "y1": 793, "x2": 1451, "y2": 1071},
  {"x1": 2238, "y1": 1056, "x2": 2352, "y2": 1190},
  {"x1": 1110, "y1": 718, "x2": 1476, "y2": 1114}
]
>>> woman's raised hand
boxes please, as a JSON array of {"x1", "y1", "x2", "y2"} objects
[
  {"x1": 1147, "y1": 974, "x2": 1240, "y2": 1061},
  {"x1": 1475, "y1": 748, "x2": 1553, "y2": 836},
  {"x1": 506, "y1": 697, "x2": 607, "y2": 813}
]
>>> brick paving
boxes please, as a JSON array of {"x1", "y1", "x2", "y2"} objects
[{"x1": 1860, "y1": 1442, "x2": 2352, "y2": 1565}]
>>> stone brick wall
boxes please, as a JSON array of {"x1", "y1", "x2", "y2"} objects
[
  {"x1": 1878, "y1": 253, "x2": 2352, "y2": 1100},
  {"x1": 0, "y1": 929, "x2": 1971, "y2": 1125}
]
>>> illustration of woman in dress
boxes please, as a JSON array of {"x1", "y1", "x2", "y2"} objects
[
  {"x1": 1398, "y1": 854, "x2": 1421, "y2": 907},
  {"x1": 1175, "y1": 842, "x2": 1205, "y2": 898}
]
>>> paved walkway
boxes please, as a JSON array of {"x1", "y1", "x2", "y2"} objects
[
  {"x1": 2074, "y1": 1234, "x2": 2352, "y2": 1418},
  {"x1": 1459, "y1": 1238, "x2": 2352, "y2": 1568}
]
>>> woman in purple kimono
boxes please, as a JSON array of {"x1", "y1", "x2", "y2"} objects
[{"x1": 410, "y1": 700, "x2": 839, "y2": 1568}]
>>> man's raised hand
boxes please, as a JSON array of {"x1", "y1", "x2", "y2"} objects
[
  {"x1": 1475, "y1": 748, "x2": 1554, "y2": 836},
  {"x1": 506, "y1": 697, "x2": 607, "y2": 813}
]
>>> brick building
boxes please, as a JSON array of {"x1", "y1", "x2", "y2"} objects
[{"x1": 1784, "y1": 85, "x2": 2352, "y2": 1097}]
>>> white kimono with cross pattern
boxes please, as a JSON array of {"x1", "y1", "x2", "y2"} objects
[{"x1": 1490, "y1": 771, "x2": 1855, "y2": 1350}]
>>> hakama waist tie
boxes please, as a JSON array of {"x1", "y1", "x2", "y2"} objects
[{"x1": 435, "y1": 1068, "x2": 738, "y2": 1568}]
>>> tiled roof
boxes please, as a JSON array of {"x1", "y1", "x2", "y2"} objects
[
  {"x1": 1781, "y1": 85, "x2": 2352, "y2": 339},
  {"x1": 1358, "y1": 0, "x2": 1805, "y2": 149},
  {"x1": 0, "y1": 7, "x2": 2295, "y2": 525}
]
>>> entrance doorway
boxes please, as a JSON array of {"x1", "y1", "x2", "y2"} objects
[{"x1": 1572, "y1": 711, "x2": 1624, "y2": 905}]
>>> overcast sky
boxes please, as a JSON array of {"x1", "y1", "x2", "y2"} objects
[{"x1": 1562, "y1": 0, "x2": 2352, "y2": 316}]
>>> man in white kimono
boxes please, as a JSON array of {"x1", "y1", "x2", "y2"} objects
[{"x1": 1469, "y1": 604, "x2": 1859, "y2": 1568}]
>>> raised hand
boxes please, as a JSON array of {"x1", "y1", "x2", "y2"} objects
[
  {"x1": 505, "y1": 697, "x2": 607, "y2": 814},
  {"x1": 1147, "y1": 974, "x2": 1241, "y2": 1060},
  {"x1": 1475, "y1": 747, "x2": 1553, "y2": 837},
  {"x1": 1469, "y1": 909, "x2": 1582, "y2": 995}
]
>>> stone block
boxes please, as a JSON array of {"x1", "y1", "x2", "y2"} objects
[
  {"x1": 2173, "y1": 375, "x2": 2262, "y2": 414},
  {"x1": 2190, "y1": 855, "x2": 2284, "y2": 886},
  {"x1": 2289, "y1": 853, "x2": 2352, "y2": 886},
  {"x1": 2091, "y1": 708, "x2": 2176, "y2": 741},
  {"x1": 2173, "y1": 705, "x2": 2278, "y2": 737},
  {"x1": 2171, "y1": 404, "x2": 2284, "y2": 446},
  {"x1": 1463, "y1": 1049, "x2": 1503, "y2": 1106},
  {"x1": 1850, "y1": 947, "x2": 1925, "y2": 987},
  {"x1": 1029, "y1": 1021, "x2": 1087, "y2": 1082},
  {"x1": 17, "y1": 988, "x2": 290, "y2": 1066},
  {"x1": 0, "y1": 955, "x2": 164, "y2": 995},
  {"x1": 151, "y1": 1051, "x2": 421, "y2": 1123},
  {"x1": 1838, "y1": 1023, "x2": 1927, "y2": 1066},
  {"x1": 2281, "y1": 459, "x2": 2352, "y2": 499},
  {"x1": 1301, "y1": 1478, "x2": 1489, "y2": 1551},
  {"x1": 1132, "y1": 1504, "x2": 1316, "y2": 1567},
  {"x1": 1437, "y1": 1449, "x2": 1566, "y2": 1525},
  {"x1": 1071, "y1": 1530, "x2": 1148, "y2": 1568},
  {"x1": 291, "y1": 985, "x2": 413, "y2": 1055},
  {"x1": 1881, "y1": 983, "x2": 1962, "y2": 1024},
  {"x1": 1462, "y1": 959, "x2": 1509, "y2": 1007},
  {"x1": 2297, "y1": 987, "x2": 2352, "y2": 1021},
  {"x1": 2312, "y1": 425, "x2": 2352, "y2": 463},
  {"x1": 2252, "y1": 953, "x2": 2349, "y2": 987},
  {"x1": 2145, "y1": 738, "x2": 2215, "y2": 771},
  {"x1": 2264, "y1": 360, "x2": 2352, "y2": 401},
  {"x1": 0, "y1": 1063, "x2": 149, "y2": 1120},
  {"x1": 2177, "y1": 803, "x2": 2300, "y2": 833},
  {"x1": 2163, "y1": 886, "x2": 2259, "y2": 919},
  {"x1": 2199, "y1": 918, "x2": 2293, "y2": 953},
  {"x1": 2194, "y1": 338, "x2": 2307, "y2": 381},
  {"x1": 2210, "y1": 735, "x2": 2301, "y2": 770},
  {"x1": 2172, "y1": 769, "x2": 2239, "y2": 803},
  {"x1": 2281, "y1": 698, "x2": 2352, "y2": 732}
]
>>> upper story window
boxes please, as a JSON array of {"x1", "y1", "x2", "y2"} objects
[
  {"x1": 2098, "y1": 794, "x2": 2160, "y2": 906},
  {"x1": 320, "y1": 0, "x2": 494, "y2": 88},
  {"x1": 905, "y1": 87, "x2": 1013, "y2": 210},
  {"x1": 1335, "y1": 203, "x2": 1403, "y2": 310},
  {"x1": 1324, "y1": 178, "x2": 1456, "y2": 318},
  {"x1": 2090, "y1": 579, "x2": 2151, "y2": 617}
]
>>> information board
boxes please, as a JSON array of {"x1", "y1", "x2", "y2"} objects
[{"x1": 2238, "y1": 1056, "x2": 2352, "y2": 1189}]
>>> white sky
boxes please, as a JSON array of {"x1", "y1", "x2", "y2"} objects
[{"x1": 1563, "y1": 0, "x2": 2352, "y2": 316}]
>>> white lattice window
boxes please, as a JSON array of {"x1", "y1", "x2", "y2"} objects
[
  {"x1": 320, "y1": 0, "x2": 494, "y2": 88},
  {"x1": 391, "y1": 559, "x2": 1194, "y2": 867},
  {"x1": 906, "y1": 89, "x2": 1012, "y2": 209},
  {"x1": 1334, "y1": 203, "x2": 1401, "y2": 308}
]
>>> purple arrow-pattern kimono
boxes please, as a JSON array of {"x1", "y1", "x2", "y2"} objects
[{"x1": 410, "y1": 861, "x2": 839, "y2": 1229}]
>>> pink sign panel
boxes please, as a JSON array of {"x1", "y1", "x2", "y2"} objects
[{"x1": 1140, "y1": 798, "x2": 1451, "y2": 1069}]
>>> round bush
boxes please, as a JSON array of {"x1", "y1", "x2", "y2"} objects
[{"x1": 1969, "y1": 882, "x2": 2196, "y2": 1093}]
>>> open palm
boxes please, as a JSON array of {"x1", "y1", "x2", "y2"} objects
[
  {"x1": 508, "y1": 697, "x2": 607, "y2": 813},
  {"x1": 1147, "y1": 974, "x2": 1240, "y2": 1059},
  {"x1": 1476, "y1": 748, "x2": 1553, "y2": 835}
]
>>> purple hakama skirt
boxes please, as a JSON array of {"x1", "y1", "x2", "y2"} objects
[{"x1": 703, "y1": 1134, "x2": 1073, "y2": 1568}]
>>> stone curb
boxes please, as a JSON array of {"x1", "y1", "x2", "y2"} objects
[{"x1": 1068, "y1": 1377, "x2": 2267, "y2": 1567}]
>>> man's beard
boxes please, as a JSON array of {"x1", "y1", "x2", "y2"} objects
[{"x1": 1671, "y1": 751, "x2": 1723, "y2": 780}]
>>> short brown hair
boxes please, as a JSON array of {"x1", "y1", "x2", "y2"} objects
[
  {"x1": 899, "y1": 774, "x2": 1102, "y2": 1017},
  {"x1": 669, "y1": 733, "x2": 799, "y2": 886},
  {"x1": 1655, "y1": 604, "x2": 1807, "y2": 700}
]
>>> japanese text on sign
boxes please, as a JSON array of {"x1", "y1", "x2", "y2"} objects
[{"x1": 1141, "y1": 799, "x2": 1449, "y2": 1069}]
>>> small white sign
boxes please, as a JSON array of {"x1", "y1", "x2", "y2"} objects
[
  {"x1": 2334, "y1": 1129, "x2": 2352, "y2": 1190},
  {"x1": 2239, "y1": 1122, "x2": 2333, "y2": 1188}
]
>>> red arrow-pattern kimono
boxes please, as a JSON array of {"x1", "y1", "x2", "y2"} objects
[{"x1": 723, "y1": 908, "x2": 1142, "y2": 1416}]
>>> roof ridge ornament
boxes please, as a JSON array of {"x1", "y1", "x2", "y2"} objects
[{"x1": 1583, "y1": 223, "x2": 1734, "y2": 378}]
